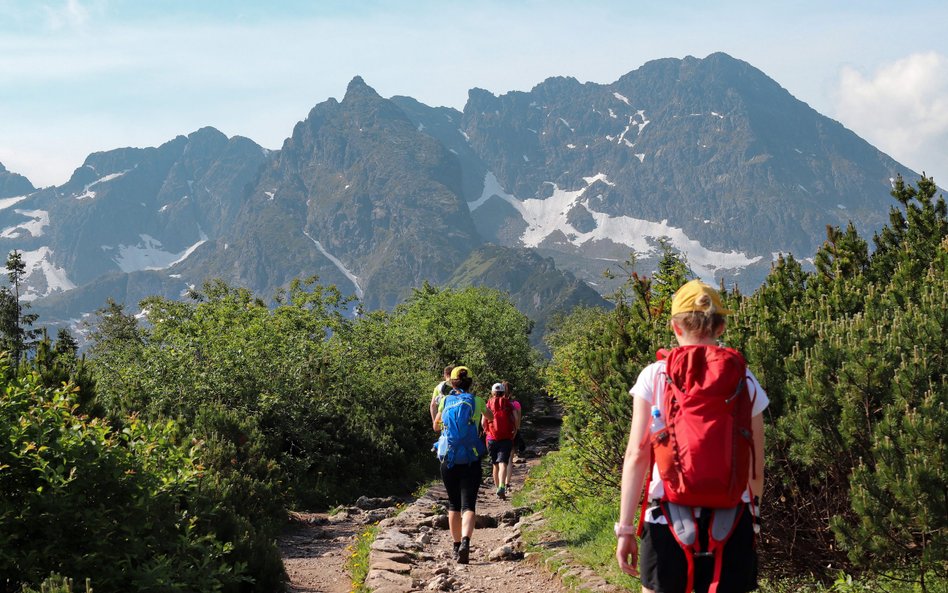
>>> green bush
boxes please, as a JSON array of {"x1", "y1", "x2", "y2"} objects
[
  {"x1": 79, "y1": 278, "x2": 541, "y2": 592},
  {"x1": 0, "y1": 362, "x2": 246, "y2": 593},
  {"x1": 88, "y1": 279, "x2": 540, "y2": 508}
]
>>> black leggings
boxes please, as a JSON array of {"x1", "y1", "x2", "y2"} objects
[{"x1": 440, "y1": 460, "x2": 482, "y2": 512}]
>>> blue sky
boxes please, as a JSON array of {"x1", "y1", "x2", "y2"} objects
[{"x1": 2, "y1": 0, "x2": 947, "y2": 188}]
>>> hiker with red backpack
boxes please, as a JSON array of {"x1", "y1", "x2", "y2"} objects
[
  {"x1": 433, "y1": 366, "x2": 493, "y2": 564},
  {"x1": 615, "y1": 280, "x2": 768, "y2": 593},
  {"x1": 482, "y1": 381, "x2": 521, "y2": 499}
]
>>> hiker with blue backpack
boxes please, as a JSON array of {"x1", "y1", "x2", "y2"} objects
[
  {"x1": 433, "y1": 366, "x2": 492, "y2": 564},
  {"x1": 616, "y1": 280, "x2": 769, "y2": 593}
]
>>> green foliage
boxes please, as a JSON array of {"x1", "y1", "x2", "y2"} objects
[
  {"x1": 0, "y1": 250, "x2": 40, "y2": 368},
  {"x1": 0, "y1": 359, "x2": 245, "y2": 593},
  {"x1": 29, "y1": 329, "x2": 99, "y2": 416},
  {"x1": 392, "y1": 282, "x2": 540, "y2": 398},
  {"x1": 756, "y1": 177, "x2": 946, "y2": 587},
  {"x1": 870, "y1": 175, "x2": 948, "y2": 288},
  {"x1": 538, "y1": 177, "x2": 947, "y2": 590},
  {"x1": 83, "y1": 277, "x2": 539, "y2": 591}
]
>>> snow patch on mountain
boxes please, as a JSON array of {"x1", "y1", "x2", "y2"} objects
[
  {"x1": 635, "y1": 110, "x2": 650, "y2": 132},
  {"x1": 471, "y1": 171, "x2": 761, "y2": 282},
  {"x1": 0, "y1": 195, "x2": 28, "y2": 211},
  {"x1": 1, "y1": 209, "x2": 49, "y2": 238},
  {"x1": 582, "y1": 173, "x2": 616, "y2": 187},
  {"x1": 613, "y1": 92, "x2": 631, "y2": 106},
  {"x1": 468, "y1": 172, "x2": 519, "y2": 211},
  {"x1": 303, "y1": 230, "x2": 364, "y2": 300},
  {"x1": 113, "y1": 230, "x2": 208, "y2": 272},
  {"x1": 18, "y1": 246, "x2": 76, "y2": 300},
  {"x1": 617, "y1": 116, "x2": 635, "y2": 146},
  {"x1": 75, "y1": 170, "x2": 129, "y2": 200}
]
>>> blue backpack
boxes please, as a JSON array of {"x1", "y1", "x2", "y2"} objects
[{"x1": 435, "y1": 391, "x2": 487, "y2": 468}]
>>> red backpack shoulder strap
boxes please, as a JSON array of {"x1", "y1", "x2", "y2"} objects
[{"x1": 721, "y1": 346, "x2": 747, "y2": 367}]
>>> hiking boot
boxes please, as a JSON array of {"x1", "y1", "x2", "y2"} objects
[
  {"x1": 452, "y1": 541, "x2": 461, "y2": 560},
  {"x1": 497, "y1": 486, "x2": 506, "y2": 500},
  {"x1": 456, "y1": 539, "x2": 470, "y2": 564}
]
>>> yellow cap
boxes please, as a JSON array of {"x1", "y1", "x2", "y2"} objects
[
  {"x1": 670, "y1": 280, "x2": 732, "y2": 316},
  {"x1": 450, "y1": 366, "x2": 471, "y2": 380}
]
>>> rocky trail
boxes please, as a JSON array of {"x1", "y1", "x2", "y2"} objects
[{"x1": 278, "y1": 411, "x2": 622, "y2": 593}]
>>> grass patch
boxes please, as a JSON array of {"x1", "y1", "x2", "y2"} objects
[
  {"x1": 513, "y1": 452, "x2": 640, "y2": 591},
  {"x1": 345, "y1": 524, "x2": 378, "y2": 593}
]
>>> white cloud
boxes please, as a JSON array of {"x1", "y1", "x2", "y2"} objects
[
  {"x1": 43, "y1": 0, "x2": 91, "y2": 30},
  {"x1": 833, "y1": 52, "x2": 948, "y2": 186}
]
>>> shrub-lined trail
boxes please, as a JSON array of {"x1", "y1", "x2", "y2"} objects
[
  {"x1": 4, "y1": 179, "x2": 942, "y2": 593},
  {"x1": 280, "y1": 456, "x2": 575, "y2": 593},
  {"x1": 278, "y1": 413, "x2": 591, "y2": 593}
]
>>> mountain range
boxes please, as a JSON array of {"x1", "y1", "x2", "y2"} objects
[{"x1": 0, "y1": 53, "x2": 919, "y2": 343}]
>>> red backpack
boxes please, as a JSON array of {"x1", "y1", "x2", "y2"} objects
[
  {"x1": 650, "y1": 345, "x2": 756, "y2": 507},
  {"x1": 637, "y1": 345, "x2": 758, "y2": 593},
  {"x1": 487, "y1": 396, "x2": 517, "y2": 440}
]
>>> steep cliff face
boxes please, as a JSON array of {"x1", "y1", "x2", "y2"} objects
[{"x1": 238, "y1": 76, "x2": 481, "y2": 310}]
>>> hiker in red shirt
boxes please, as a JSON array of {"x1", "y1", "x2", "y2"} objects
[
  {"x1": 482, "y1": 381, "x2": 520, "y2": 499},
  {"x1": 616, "y1": 280, "x2": 768, "y2": 593}
]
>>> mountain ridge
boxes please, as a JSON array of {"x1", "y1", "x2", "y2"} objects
[{"x1": 2, "y1": 52, "x2": 920, "y2": 344}]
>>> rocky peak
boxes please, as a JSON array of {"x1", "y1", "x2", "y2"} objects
[
  {"x1": 0, "y1": 162, "x2": 35, "y2": 197},
  {"x1": 344, "y1": 75, "x2": 383, "y2": 103},
  {"x1": 186, "y1": 126, "x2": 229, "y2": 149}
]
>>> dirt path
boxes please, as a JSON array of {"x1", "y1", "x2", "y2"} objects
[
  {"x1": 280, "y1": 510, "x2": 361, "y2": 593},
  {"x1": 278, "y1": 409, "x2": 593, "y2": 593},
  {"x1": 279, "y1": 456, "x2": 563, "y2": 593},
  {"x1": 406, "y1": 456, "x2": 567, "y2": 593}
]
